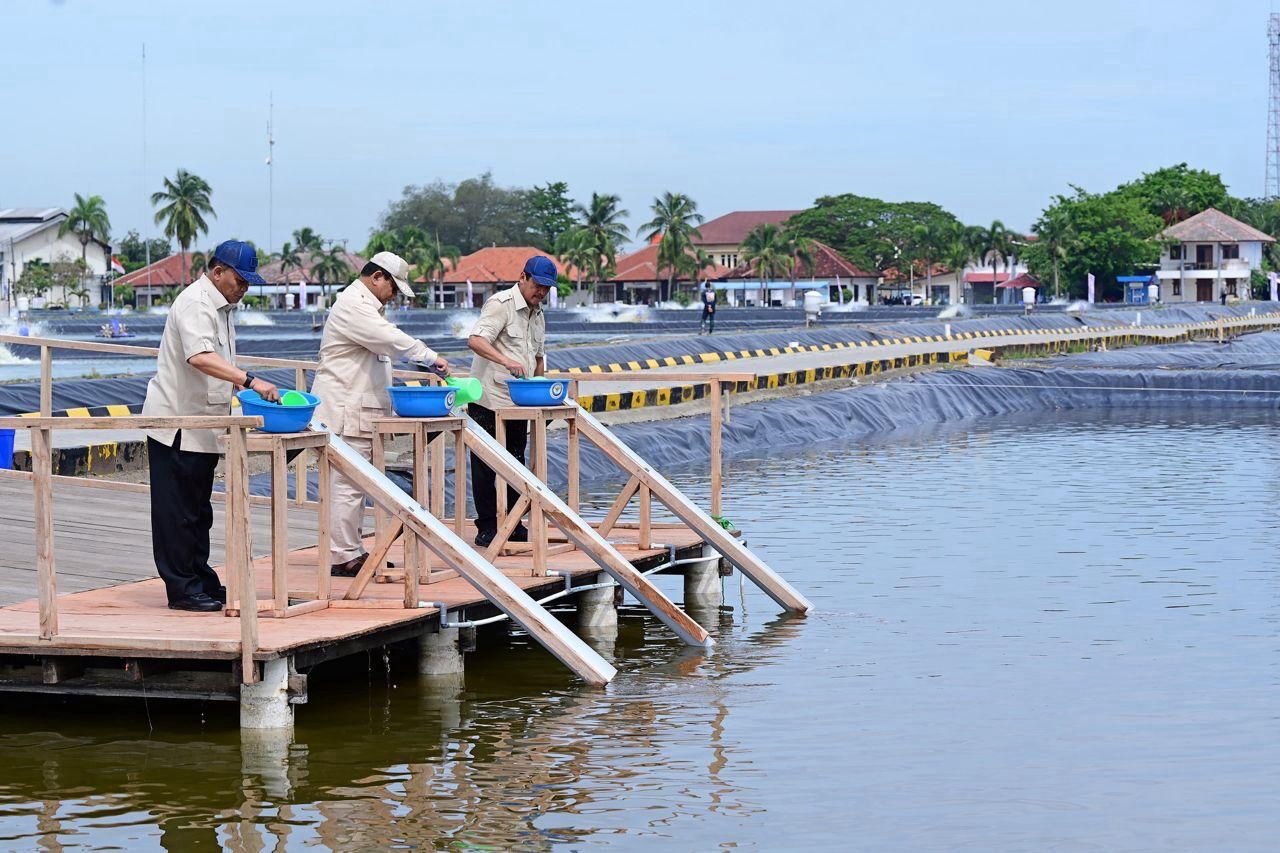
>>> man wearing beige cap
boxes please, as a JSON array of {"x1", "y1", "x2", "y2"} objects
[{"x1": 312, "y1": 251, "x2": 450, "y2": 576}]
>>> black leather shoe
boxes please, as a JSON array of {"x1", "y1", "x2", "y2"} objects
[
  {"x1": 168, "y1": 593, "x2": 223, "y2": 612},
  {"x1": 509, "y1": 525, "x2": 529, "y2": 543},
  {"x1": 331, "y1": 554, "x2": 368, "y2": 577},
  {"x1": 474, "y1": 529, "x2": 496, "y2": 548},
  {"x1": 207, "y1": 586, "x2": 227, "y2": 604}
]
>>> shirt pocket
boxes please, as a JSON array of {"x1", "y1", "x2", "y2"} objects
[
  {"x1": 356, "y1": 391, "x2": 388, "y2": 434},
  {"x1": 207, "y1": 381, "x2": 233, "y2": 407}
]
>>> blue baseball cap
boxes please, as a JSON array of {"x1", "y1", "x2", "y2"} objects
[
  {"x1": 523, "y1": 255, "x2": 558, "y2": 287},
  {"x1": 212, "y1": 240, "x2": 266, "y2": 285}
]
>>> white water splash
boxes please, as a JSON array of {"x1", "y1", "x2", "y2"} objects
[
  {"x1": 570, "y1": 303, "x2": 654, "y2": 323},
  {"x1": 148, "y1": 305, "x2": 171, "y2": 315},
  {"x1": 1064, "y1": 300, "x2": 1091, "y2": 313},
  {"x1": 825, "y1": 300, "x2": 869, "y2": 314},
  {"x1": 236, "y1": 309, "x2": 276, "y2": 326},
  {"x1": 449, "y1": 310, "x2": 482, "y2": 338},
  {"x1": 936, "y1": 304, "x2": 973, "y2": 319}
]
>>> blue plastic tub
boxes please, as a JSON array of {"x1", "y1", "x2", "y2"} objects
[
  {"x1": 236, "y1": 389, "x2": 320, "y2": 433},
  {"x1": 0, "y1": 428, "x2": 13, "y2": 470},
  {"x1": 387, "y1": 385, "x2": 457, "y2": 417},
  {"x1": 506, "y1": 378, "x2": 568, "y2": 407}
]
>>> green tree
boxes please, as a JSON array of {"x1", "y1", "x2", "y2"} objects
[
  {"x1": 977, "y1": 221, "x2": 1013, "y2": 298},
  {"x1": 309, "y1": 246, "x2": 352, "y2": 307},
  {"x1": 277, "y1": 241, "x2": 303, "y2": 283},
  {"x1": 526, "y1": 182, "x2": 577, "y2": 249},
  {"x1": 410, "y1": 239, "x2": 462, "y2": 306},
  {"x1": 1029, "y1": 208, "x2": 1076, "y2": 298},
  {"x1": 58, "y1": 193, "x2": 111, "y2": 269},
  {"x1": 116, "y1": 230, "x2": 172, "y2": 272},
  {"x1": 784, "y1": 231, "x2": 816, "y2": 287},
  {"x1": 14, "y1": 261, "x2": 52, "y2": 298},
  {"x1": 941, "y1": 235, "x2": 976, "y2": 303},
  {"x1": 292, "y1": 227, "x2": 324, "y2": 253},
  {"x1": 910, "y1": 220, "x2": 949, "y2": 301},
  {"x1": 740, "y1": 223, "x2": 794, "y2": 298},
  {"x1": 151, "y1": 169, "x2": 215, "y2": 285},
  {"x1": 378, "y1": 172, "x2": 534, "y2": 254},
  {"x1": 1119, "y1": 163, "x2": 1228, "y2": 225},
  {"x1": 113, "y1": 283, "x2": 136, "y2": 306},
  {"x1": 786, "y1": 194, "x2": 963, "y2": 274},
  {"x1": 555, "y1": 226, "x2": 596, "y2": 291},
  {"x1": 641, "y1": 192, "x2": 704, "y2": 302},
  {"x1": 575, "y1": 192, "x2": 630, "y2": 284},
  {"x1": 189, "y1": 249, "x2": 210, "y2": 281}
]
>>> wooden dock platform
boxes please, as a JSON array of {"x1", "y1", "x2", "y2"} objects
[{"x1": 0, "y1": 477, "x2": 706, "y2": 702}]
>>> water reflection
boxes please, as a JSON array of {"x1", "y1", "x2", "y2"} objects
[{"x1": 0, "y1": 409, "x2": 1278, "y2": 849}]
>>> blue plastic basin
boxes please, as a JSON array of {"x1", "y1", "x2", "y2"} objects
[
  {"x1": 236, "y1": 389, "x2": 319, "y2": 433},
  {"x1": 387, "y1": 385, "x2": 457, "y2": 417},
  {"x1": 0, "y1": 428, "x2": 13, "y2": 470},
  {"x1": 506, "y1": 378, "x2": 568, "y2": 407}
]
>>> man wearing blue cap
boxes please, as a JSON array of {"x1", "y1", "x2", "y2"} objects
[
  {"x1": 466, "y1": 255, "x2": 554, "y2": 547},
  {"x1": 142, "y1": 240, "x2": 279, "y2": 612}
]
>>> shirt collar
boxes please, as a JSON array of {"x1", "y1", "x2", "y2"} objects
[
  {"x1": 196, "y1": 274, "x2": 231, "y2": 312},
  {"x1": 351, "y1": 279, "x2": 386, "y2": 313},
  {"x1": 509, "y1": 284, "x2": 538, "y2": 317}
]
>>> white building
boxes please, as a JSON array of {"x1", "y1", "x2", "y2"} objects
[
  {"x1": 0, "y1": 207, "x2": 112, "y2": 311},
  {"x1": 1154, "y1": 207, "x2": 1273, "y2": 303}
]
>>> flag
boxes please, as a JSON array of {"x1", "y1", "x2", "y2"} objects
[
  {"x1": 110, "y1": 255, "x2": 125, "y2": 275},
  {"x1": 549, "y1": 282, "x2": 559, "y2": 308},
  {"x1": 1087, "y1": 273, "x2": 1096, "y2": 303},
  {"x1": 835, "y1": 274, "x2": 843, "y2": 304},
  {"x1": 466, "y1": 278, "x2": 474, "y2": 307},
  {"x1": 1270, "y1": 271, "x2": 1278, "y2": 303},
  {"x1": 297, "y1": 276, "x2": 308, "y2": 310}
]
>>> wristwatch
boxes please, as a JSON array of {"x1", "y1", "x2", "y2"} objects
[{"x1": 243, "y1": 372, "x2": 257, "y2": 389}]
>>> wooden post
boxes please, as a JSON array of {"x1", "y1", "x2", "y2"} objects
[
  {"x1": 32, "y1": 427, "x2": 57, "y2": 639},
  {"x1": 316, "y1": 446, "x2": 331, "y2": 600},
  {"x1": 292, "y1": 368, "x2": 308, "y2": 507},
  {"x1": 710, "y1": 380, "x2": 723, "y2": 518},
  {"x1": 408, "y1": 428, "x2": 427, "y2": 607},
  {"x1": 271, "y1": 446, "x2": 289, "y2": 613},
  {"x1": 453, "y1": 428, "x2": 467, "y2": 535},
  {"x1": 39, "y1": 346, "x2": 52, "y2": 417},
  {"x1": 371, "y1": 431, "x2": 388, "y2": 548},
  {"x1": 228, "y1": 427, "x2": 260, "y2": 684},
  {"x1": 495, "y1": 416, "x2": 507, "y2": 531},
  {"x1": 638, "y1": 482, "x2": 652, "y2": 550},
  {"x1": 531, "y1": 417, "x2": 549, "y2": 576},
  {"x1": 567, "y1": 417, "x2": 580, "y2": 513}
]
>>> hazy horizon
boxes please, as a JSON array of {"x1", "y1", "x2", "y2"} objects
[{"x1": 3, "y1": 0, "x2": 1274, "y2": 252}]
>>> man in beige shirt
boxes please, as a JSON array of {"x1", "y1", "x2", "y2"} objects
[
  {"x1": 312, "y1": 251, "x2": 449, "y2": 576},
  {"x1": 466, "y1": 255, "x2": 552, "y2": 546},
  {"x1": 143, "y1": 240, "x2": 279, "y2": 612}
]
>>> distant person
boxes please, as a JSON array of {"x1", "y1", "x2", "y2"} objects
[
  {"x1": 699, "y1": 282, "x2": 716, "y2": 334},
  {"x1": 466, "y1": 256, "x2": 553, "y2": 547},
  {"x1": 142, "y1": 241, "x2": 278, "y2": 612},
  {"x1": 312, "y1": 252, "x2": 449, "y2": 577}
]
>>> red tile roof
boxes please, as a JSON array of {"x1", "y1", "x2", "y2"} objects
[
  {"x1": 692, "y1": 210, "x2": 802, "y2": 246},
  {"x1": 996, "y1": 272, "x2": 1042, "y2": 289},
  {"x1": 609, "y1": 245, "x2": 732, "y2": 283},
  {"x1": 114, "y1": 253, "x2": 192, "y2": 287},
  {"x1": 964, "y1": 271, "x2": 1015, "y2": 284},
  {"x1": 258, "y1": 250, "x2": 365, "y2": 283},
  {"x1": 724, "y1": 240, "x2": 876, "y2": 280},
  {"x1": 1162, "y1": 207, "x2": 1276, "y2": 243},
  {"x1": 439, "y1": 246, "x2": 578, "y2": 284}
]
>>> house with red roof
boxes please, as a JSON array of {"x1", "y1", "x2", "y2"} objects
[
  {"x1": 721, "y1": 241, "x2": 879, "y2": 306},
  {"x1": 692, "y1": 210, "x2": 802, "y2": 269},
  {"x1": 1154, "y1": 207, "x2": 1274, "y2": 302},
  {"x1": 438, "y1": 246, "x2": 576, "y2": 307},
  {"x1": 606, "y1": 244, "x2": 732, "y2": 305}
]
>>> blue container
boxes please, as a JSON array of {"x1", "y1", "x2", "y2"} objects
[
  {"x1": 387, "y1": 385, "x2": 457, "y2": 417},
  {"x1": 506, "y1": 378, "x2": 568, "y2": 406},
  {"x1": 0, "y1": 428, "x2": 13, "y2": 470},
  {"x1": 236, "y1": 389, "x2": 320, "y2": 433}
]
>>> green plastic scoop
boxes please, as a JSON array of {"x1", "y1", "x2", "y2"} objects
[
  {"x1": 445, "y1": 377, "x2": 483, "y2": 405},
  {"x1": 280, "y1": 390, "x2": 311, "y2": 406}
]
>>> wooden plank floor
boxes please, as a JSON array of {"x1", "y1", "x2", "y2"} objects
[{"x1": 0, "y1": 478, "x2": 701, "y2": 660}]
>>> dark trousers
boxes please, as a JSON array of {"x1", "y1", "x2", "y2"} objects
[
  {"x1": 148, "y1": 433, "x2": 222, "y2": 602},
  {"x1": 700, "y1": 306, "x2": 715, "y2": 333},
  {"x1": 468, "y1": 403, "x2": 529, "y2": 535}
]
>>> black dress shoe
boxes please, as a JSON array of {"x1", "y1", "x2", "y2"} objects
[
  {"x1": 509, "y1": 525, "x2": 530, "y2": 543},
  {"x1": 168, "y1": 593, "x2": 223, "y2": 612},
  {"x1": 331, "y1": 553, "x2": 368, "y2": 577},
  {"x1": 206, "y1": 585, "x2": 227, "y2": 604},
  {"x1": 474, "y1": 529, "x2": 496, "y2": 548}
]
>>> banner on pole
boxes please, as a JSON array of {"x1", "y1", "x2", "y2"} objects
[{"x1": 1087, "y1": 273, "x2": 1096, "y2": 303}]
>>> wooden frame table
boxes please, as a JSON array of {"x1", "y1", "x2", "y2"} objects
[
  {"x1": 369, "y1": 415, "x2": 467, "y2": 606},
  {"x1": 494, "y1": 404, "x2": 580, "y2": 574},
  {"x1": 219, "y1": 429, "x2": 332, "y2": 619}
]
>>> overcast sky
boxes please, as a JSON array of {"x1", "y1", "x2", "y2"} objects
[{"x1": 3, "y1": 0, "x2": 1273, "y2": 252}]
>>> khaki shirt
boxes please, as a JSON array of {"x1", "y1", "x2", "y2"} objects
[
  {"x1": 312, "y1": 280, "x2": 438, "y2": 438},
  {"x1": 142, "y1": 275, "x2": 237, "y2": 454},
  {"x1": 469, "y1": 285, "x2": 546, "y2": 410}
]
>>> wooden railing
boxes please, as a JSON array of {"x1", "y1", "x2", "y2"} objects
[{"x1": 0, "y1": 414, "x2": 266, "y2": 683}]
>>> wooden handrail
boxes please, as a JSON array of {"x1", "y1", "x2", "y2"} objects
[
  {"x1": 0, "y1": 416, "x2": 264, "y2": 430},
  {"x1": 546, "y1": 370, "x2": 755, "y2": 383}
]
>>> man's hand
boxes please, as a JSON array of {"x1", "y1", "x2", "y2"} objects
[
  {"x1": 430, "y1": 356, "x2": 450, "y2": 377},
  {"x1": 250, "y1": 377, "x2": 280, "y2": 402},
  {"x1": 505, "y1": 358, "x2": 528, "y2": 378}
]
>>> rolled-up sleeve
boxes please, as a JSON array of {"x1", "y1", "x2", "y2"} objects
[
  {"x1": 470, "y1": 298, "x2": 506, "y2": 343},
  {"x1": 174, "y1": 296, "x2": 219, "y2": 362},
  {"x1": 344, "y1": 299, "x2": 437, "y2": 363}
]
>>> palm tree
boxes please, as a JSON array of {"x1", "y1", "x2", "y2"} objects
[
  {"x1": 151, "y1": 169, "x2": 214, "y2": 285},
  {"x1": 1033, "y1": 210, "x2": 1075, "y2": 299},
  {"x1": 911, "y1": 221, "x2": 949, "y2": 304},
  {"x1": 555, "y1": 226, "x2": 596, "y2": 292},
  {"x1": 942, "y1": 237, "x2": 976, "y2": 305},
  {"x1": 189, "y1": 249, "x2": 210, "y2": 281},
  {"x1": 575, "y1": 192, "x2": 630, "y2": 288},
  {"x1": 309, "y1": 246, "x2": 352, "y2": 307},
  {"x1": 978, "y1": 220, "x2": 1012, "y2": 303},
  {"x1": 58, "y1": 193, "x2": 111, "y2": 269},
  {"x1": 783, "y1": 231, "x2": 817, "y2": 288},
  {"x1": 68, "y1": 284, "x2": 91, "y2": 308},
  {"x1": 740, "y1": 224, "x2": 794, "y2": 305},
  {"x1": 641, "y1": 192, "x2": 704, "y2": 302},
  {"x1": 292, "y1": 227, "x2": 324, "y2": 253},
  {"x1": 277, "y1": 241, "x2": 303, "y2": 282},
  {"x1": 410, "y1": 238, "x2": 462, "y2": 306}
]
